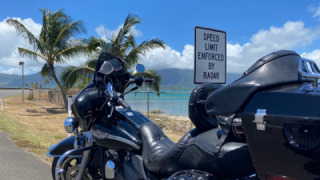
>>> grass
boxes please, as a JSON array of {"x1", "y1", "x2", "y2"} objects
[{"x1": 0, "y1": 94, "x2": 191, "y2": 162}]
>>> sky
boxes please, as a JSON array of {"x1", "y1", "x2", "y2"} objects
[{"x1": 1, "y1": 0, "x2": 320, "y2": 75}]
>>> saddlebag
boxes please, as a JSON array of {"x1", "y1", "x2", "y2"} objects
[{"x1": 240, "y1": 83, "x2": 320, "y2": 180}]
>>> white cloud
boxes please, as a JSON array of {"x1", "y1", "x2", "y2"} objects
[
  {"x1": 308, "y1": 4, "x2": 320, "y2": 19},
  {"x1": 225, "y1": 21, "x2": 320, "y2": 73},
  {"x1": 95, "y1": 24, "x2": 143, "y2": 41},
  {"x1": 139, "y1": 21, "x2": 320, "y2": 74},
  {"x1": 139, "y1": 44, "x2": 194, "y2": 70},
  {"x1": 0, "y1": 17, "x2": 44, "y2": 74},
  {"x1": 301, "y1": 50, "x2": 320, "y2": 65},
  {"x1": 0, "y1": 17, "x2": 89, "y2": 75}
]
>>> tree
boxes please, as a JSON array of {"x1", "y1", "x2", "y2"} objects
[
  {"x1": 7, "y1": 9, "x2": 87, "y2": 109},
  {"x1": 43, "y1": 78, "x2": 49, "y2": 88},
  {"x1": 30, "y1": 82, "x2": 40, "y2": 89},
  {"x1": 61, "y1": 14, "x2": 165, "y2": 95}
]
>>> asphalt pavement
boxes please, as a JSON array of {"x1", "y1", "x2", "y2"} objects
[
  {"x1": 0, "y1": 89, "x2": 52, "y2": 180},
  {"x1": 0, "y1": 132, "x2": 51, "y2": 180}
]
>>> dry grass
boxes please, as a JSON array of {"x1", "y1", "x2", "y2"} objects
[
  {"x1": 0, "y1": 95, "x2": 67, "y2": 162},
  {"x1": 0, "y1": 94, "x2": 191, "y2": 162}
]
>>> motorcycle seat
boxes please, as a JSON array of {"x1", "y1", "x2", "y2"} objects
[
  {"x1": 206, "y1": 50, "x2": 304, "y2": 116},
  {"x1": 139, "y1": 122, "x2": 254, "y2": 178}
]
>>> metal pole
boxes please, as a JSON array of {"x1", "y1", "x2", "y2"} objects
[
  {"x1": 19, "y1": 61, "x2": 25, "y2": 103},
  {"x1": 68, "y1": 96, "x2": 72, "y2": 117},
  {"x1": 147, "y1": 89, "x2": 150, "y2": 118},
  {"x1": 0, "y1": 94, "x2": 3, "y2": 112},
  {"x1": 22, "y1": 63, "x2": 24, "y2": 103},
  {"x1": 67, "y1": 96, "x2": 73, "y2": 137}
]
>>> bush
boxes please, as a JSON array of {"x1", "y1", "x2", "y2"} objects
[{"x1": 150, "y1": 110, "x2": 164, "y2": 114}]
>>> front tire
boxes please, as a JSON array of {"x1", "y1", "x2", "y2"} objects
[{"x1": 51, "y1": 157, "x2": 93, "y2": 180}]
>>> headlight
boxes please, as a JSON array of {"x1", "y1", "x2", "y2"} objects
[{"x1": 64, "y1": 117, "x2": 79, "y2": 133}]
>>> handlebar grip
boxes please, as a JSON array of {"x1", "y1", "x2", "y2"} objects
[
  {"x1": 144, "y1": 78, "x2": 155, "y2": 83},
  {"x1": 117, "y1": 98, "x2": 131, "y2": 110}
]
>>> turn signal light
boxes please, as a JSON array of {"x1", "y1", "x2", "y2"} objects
[{"x1": 267, "y1": 173, "x2": 296, "y2": 180}]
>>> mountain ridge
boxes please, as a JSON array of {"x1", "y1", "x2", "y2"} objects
[{"x1": 0, "y1": 66, "x2": 241, "y2": 89}]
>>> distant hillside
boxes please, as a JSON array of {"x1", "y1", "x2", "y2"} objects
[
  {"x1": 0, "y1": 66, "x2": 241, "y2": 89},
  {"x1": 157, "y1": 68, "x2": 240, "y2": 89},
  {"x1": 0, "y1": 66, "x2": 64, "y2": 88}
]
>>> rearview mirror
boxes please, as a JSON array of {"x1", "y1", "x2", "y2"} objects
[{"x1": 136, "y1": 64, "x2": 145, "y2": 73}]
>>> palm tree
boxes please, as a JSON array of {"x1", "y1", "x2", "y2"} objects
[
  {"x1": 61, "y1": 14, "x2": 165, "y2": 94},
  {"x1": 7, "y1": 9, "x2": 87, "y2": 109}
]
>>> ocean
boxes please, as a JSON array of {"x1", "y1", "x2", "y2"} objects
[{"x1": 125, "y1": 90, "x2": 192, "y2": 117}]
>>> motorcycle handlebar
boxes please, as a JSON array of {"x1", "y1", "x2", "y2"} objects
[
  {"x1": 144, "y1": 78, "x2": 155, "y2": 83},
  {"x1": 117, "y1": 97, "x2": 131, "y2": 110}
]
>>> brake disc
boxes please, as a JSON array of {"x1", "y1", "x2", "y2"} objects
[{"x1": 66, "y1": 166, "x2": 93, "y2": 180}]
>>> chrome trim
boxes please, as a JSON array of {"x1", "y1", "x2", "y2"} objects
[
  {"x1": 104, "y1": 133, "x2": 140, "y2": 150},
  {"x1": 85, "y1": 132, "x2": 94, "y2": 146},
  {"x1": 105, "y1": 160, "x2": 115, "y2": 179},
  {"x1": 55, "y1": 146, "x2": 90, "y2": 180},
  {"x1": 254, "y1": 109, "x2": 267, "y2": 131},
  {"x1": 299, "y1": 58, "x2": 320, "y2": 78},
  {"x1": 64, "y1": 117, "x2": 78, "y2": 133}
]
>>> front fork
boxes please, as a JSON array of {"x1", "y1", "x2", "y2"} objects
[
  {"x1": 55, "y1": 146, "x2": 93, "y2": 180},
  {"x1": 55, "y1": 131, "x2": 96, "y2": 180}
]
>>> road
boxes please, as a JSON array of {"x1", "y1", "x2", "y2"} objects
[
  {"x1": 0, "y1": 89, "x2": 52, "y2": 180},
  {"x1": 0, "y1": 89, "x2": 29, "y2": 98},
  {"x1": 0, "y1": 132, "x2": 51, "y2": 180}
]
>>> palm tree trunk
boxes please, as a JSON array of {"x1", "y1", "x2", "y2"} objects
[{"x1": 49, "y1": 65, "x2": 68, "y2": 111}]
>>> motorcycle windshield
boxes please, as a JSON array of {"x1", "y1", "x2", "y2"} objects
[{"x1": 98, "y1": 58, "x2": 122, "y2": 75}]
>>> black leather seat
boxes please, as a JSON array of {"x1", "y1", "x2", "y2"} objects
[
  {"x1": 206, "y1": 50, "x2": 309, "y2": 116},
  {"x1": 140, "y1": 122, "x2": 254, "y2": 178}
]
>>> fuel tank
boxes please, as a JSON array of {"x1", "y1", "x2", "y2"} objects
[
  {"x1": 240, "y1": 83, "x2": 320, "y2": 180},
  {"x1": 92, "y1": 108, "x2": 151, "y2": 151}
]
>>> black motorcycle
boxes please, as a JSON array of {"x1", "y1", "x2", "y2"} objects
[{"x1": 47, "y1": 50, "x2": 320, "y2": 180}]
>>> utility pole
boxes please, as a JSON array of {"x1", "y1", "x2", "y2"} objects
[{"x1": 19, "y1": 61, "x2": 24, "y2": 103}]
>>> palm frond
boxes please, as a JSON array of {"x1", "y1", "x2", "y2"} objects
[
  {"x1": 85, "y1": 59, "x2": 97, "y2": 68},
  {"x1": 136, "y1": 39, "x2": 165, "y2": 56},
  {"x1": 18, "y1": 48, "x2": 46, "y2": 61},
  {"x1": 60, "y1": 65, "x2": 95, "y2": 89},
  {"x1": 6, "y1": 19, "x2": 42, "y2": 52},
  {"x1": 54, "y1": 20, "x2": 86, "y2": 49},
  {"x1": 121, "y1": 33, "x2": 136, "y2": 56},
  {"x1": 124, "y1": 38, "x2": 165, "y2": 67},
  {"x1": 87, "y1": 36, "x2": 107, "y2": 53},
  {"x1": 114, "y1": 14, "x2": 141, "y2": 47},
  {"x1": 40, "y1": 63, "x2": 53, "y2": 80},
  {"x1": 55, "y1": 44, "x2": 88, "y2": 63},
  {"x1": 141, "y1": 70, "x2": 162, "y2": 96}
]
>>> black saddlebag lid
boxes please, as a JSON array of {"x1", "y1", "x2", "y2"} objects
[
  {"x1": 206, "y1": 50, "x2": 313, "y2": 116},
  {"x1": 239, "y1": 84, "x2": 320, "y2": 180}
]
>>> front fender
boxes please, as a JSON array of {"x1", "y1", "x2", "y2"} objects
[{"x1": 47, "y1": 136, "x2": 75, "y2": 157}]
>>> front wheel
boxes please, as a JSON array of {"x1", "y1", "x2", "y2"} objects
[{"x1": 51, "y1": 157, "x2": 93, "y2": 180}]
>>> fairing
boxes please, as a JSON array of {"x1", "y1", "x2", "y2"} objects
[{"x1": 47, "y1": 136, "x2": 76, "y2": 157}]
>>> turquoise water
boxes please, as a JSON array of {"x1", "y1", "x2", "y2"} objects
[{"x1": 125, "y1": 90, "x2": 192, "y2": 117}]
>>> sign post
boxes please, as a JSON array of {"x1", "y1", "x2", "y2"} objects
[{"x1": 194, "y1": 26, "x2": 226, "y2": 84}]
